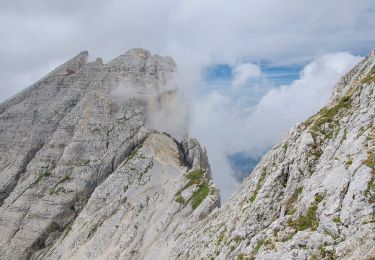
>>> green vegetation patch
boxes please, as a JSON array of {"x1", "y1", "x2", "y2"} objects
[
  {"x1": 217, "y1": 230, "x2": 226, "y2": 245},
  {"x1": 248, "y1": 190, "x2": 258, "y2": 204},
  {"x1": 175, "y1": 195, "x2": 185, "y2": 204},
  {"x1": 288, "y1": 194, "x2": 324, "y2": 231},
  {"x1": 254, "y1": 239, "x2": 265, "y2": 253},
  {"x1": 248, "y1": 169, "x2": 267, "y2": 204},
  {"x1": 175, "y1": 169, "x2": 212, "y2": 210},
  {"x1": 333, "y1": 216, "x2": 341, "y2": 224},
  {"x1": 190, "y1": 183, "x2": 210, "y2": 209},
  {"x1": 363, "y1": 151, "x2": 375, "y2": 202},
  {"x1": 87, "y1": 225, "x2": 98, "y2": 239},
  {"x1": 130, "y1": 249, "x2": 139, "y2": 256},
  {"x1": 137, "y1": 160, "x2": 154, "y2": 185},
  {"x1": 236, "y1": 239, "x2": 265, "y2": 260},
  {"x1": 361, "y1": 65, "x2": 375, "y2": 84},
  {"x1": 175, "y1": 169, "x2": 205, "y2": 198},
  {"x1": 285, "y1": 187, "x2": 303, "y2": 215},
  {"x1": 186, "y1": 168, "x2": 206, "y2": 182},
  {"x1": 365, "y1": 177, "x2": 375, "y2": 203},
  {"x1": 363, "y1": 151, "x2": 375, "y2": 174},
  {"x1": 62, "y1": 221, "x2": 73, "y2": 240},
  {"x1": 124, "y1": 143, "x2": 144, "y2": 164},
  {"x1": 30, "y1": 167, "x2": 52, "y2": 188},
  {"x1": 264, "y1": 239, "x2": 276, "y2": 250},
  {"x1": 319, "y1": 245, "x2": 337, "y2": 259},
  {"x1": 315, "y1": 193, "x2": 324, "y2": 203},
  {"x1": 310, "y1": 95, "x2": 352, "y2": 140},
  {"x1": 282, "y1": 143, "x2": 288, "y2": 153},
  {"x1": 121, "y1": 197, "x2": 128, "y2": 204},
  {"x1": 49, "y1": 176, "x2": 71, "y2": 195},
  {"x1": 302, "y1": 95, "x2": 353, "y2": 165}
]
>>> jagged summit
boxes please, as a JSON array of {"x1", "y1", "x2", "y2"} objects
[
  {"x1": 0, "y1": 49, "x2": 217, "y2": 259},
  {"x1": 331, "y1": 48, "x2": 375, "y2": 103}
]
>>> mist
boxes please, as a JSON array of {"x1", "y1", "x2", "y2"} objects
[
  {"x1": 110, "y1": 69, "x2": 189, "y2": 140},
  {"x1": 188, "y1": 52, "x2": 362, "y2": 199}
]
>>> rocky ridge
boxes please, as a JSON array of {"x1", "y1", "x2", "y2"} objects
[
  {"x1": 0, "y1": 49, "x2": 219, "y2": 259},
  {"x1": 171, "y1": 50, "x2": 375, "y2": 259}
]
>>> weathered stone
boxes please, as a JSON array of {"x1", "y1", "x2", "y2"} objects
[{"x1": 0, "y1": 49, "x2": 218, "y2": 259}]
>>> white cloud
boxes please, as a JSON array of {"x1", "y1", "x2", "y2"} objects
[
  {"x1": 190, "y1": 52, "x2": 362, "y2": 199},
  {"x1": 232, "y1": 63, "x2": 262, "y2": 87},
  {"x1": 0, "y1": 0, "x2": 374, "y2": 101},
  {"x1": 111, "y1": 76, "x2": 188, "y2": 140},
  {"x1": 239, "y1": 52, "x2": 363, "y2": 153}
]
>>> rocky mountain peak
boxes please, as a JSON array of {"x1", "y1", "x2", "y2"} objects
[
  {"x1": 53, "y1": 50, "x2": 89, "y2": 77},
  {"x1": 0, "y1": 49, "x2": 217, "y2": 259},
  {"x1": 331, "y1": 48, "x2": 375, "y2": 103}
]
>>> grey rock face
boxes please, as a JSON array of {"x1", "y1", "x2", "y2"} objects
[
  {"x1": 32, "y1": 132, "x2": 219, "y2": 260},
  {"x1": 0, "y1": 49, "x2": 218, "y2": 259},
  {"x1": 171, "y1": 50, "x2": 375, "y2": 259}
]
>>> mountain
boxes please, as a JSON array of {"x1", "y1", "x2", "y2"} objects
[
  {"x1": 0, "y1": 48, "x2": 374, "y2": 260},
  {"x1": 0, "y1": 49, "x2": 219, "y2": 259}
]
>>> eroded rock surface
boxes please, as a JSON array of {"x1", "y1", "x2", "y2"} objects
[{"x1": 0, "y1": 49, "x2": 218, "y2": 259}]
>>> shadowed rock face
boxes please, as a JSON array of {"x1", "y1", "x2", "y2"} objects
[
  {"x1": 171, "y1": 49, "x2": 375, "y2": 259},
  {"x1": 0, "y1": 49, "x2": 219, "y2": 259}
]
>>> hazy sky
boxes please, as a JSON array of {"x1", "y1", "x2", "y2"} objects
[{"x1": 1, "y1": 0, "x2": 374, "y2": 199}]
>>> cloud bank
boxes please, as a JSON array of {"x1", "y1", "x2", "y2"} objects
[
  {"x1": 190, "y1": 52, "x2": 362, "y2": 199},
  {"x1": 0, "y1": 0, "x2": 374, "y2": 101},
  {"x1": 232, "y1": 63, "x2": 262, "y2": 87}
]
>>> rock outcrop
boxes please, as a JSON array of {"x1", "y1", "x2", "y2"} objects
[
  {"x1": 171, "y1": 50, "x2": 375, "y2": 259},
  {"x1": 0, "y1": 49, "x2": 219, "y2": 259}
]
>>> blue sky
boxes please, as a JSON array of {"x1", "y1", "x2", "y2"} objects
[{"x1": 204, "y1": 63, "x2": 301, "y2": 86}]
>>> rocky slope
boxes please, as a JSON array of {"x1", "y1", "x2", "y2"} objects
[
  {"x1": 0, "y1": 49, "x2": 219, "y2": 259},
  {"x1": 171, "y1": 50, "x2": 375, "y2": 259}
]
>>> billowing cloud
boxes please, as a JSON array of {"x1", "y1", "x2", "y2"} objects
[
  {"x1": 0, "y1": 0, "x2": 374, "y2": 101},
  {"x1": 111, "y1": 77, "x2": 189, "y2": 140},
  {"x1": 190, "y1": 52, "x2": 362, "y2": 199},
  {"x1": 232, "y1": 63, "x2": 262, "y2": 87}
]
